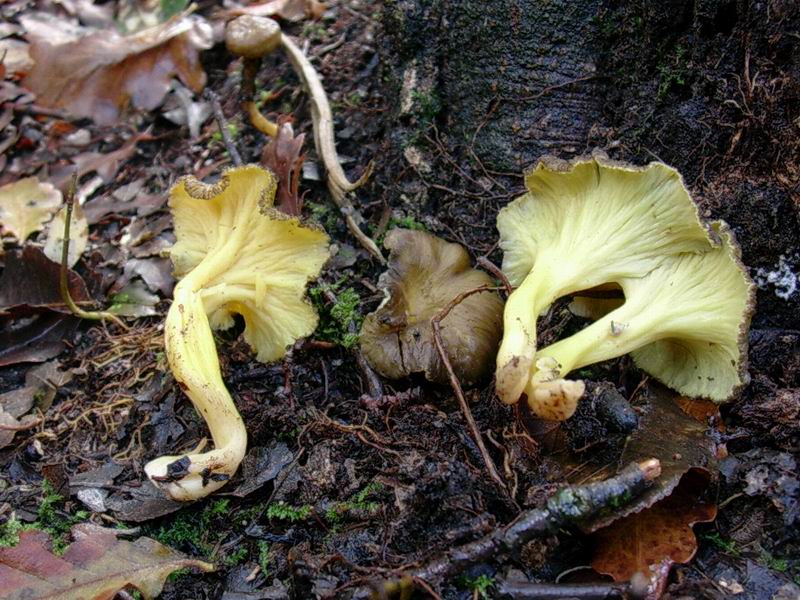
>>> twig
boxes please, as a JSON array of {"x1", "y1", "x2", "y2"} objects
[
  {"x1": 369, "y1": 460, "x2": 660, "y2": 594},
  {"x1": 59, "y1": 175, "x2": 127, "y2": 330},
  {"x1": 0, "y1": 417, "x2": 43, "y2": 431},
  {"x1": 518, "y1": 74, "x2": 598, "y2": 101},
  {"x1": 279, "y1": 33, "x2": 384, "y2": 263},
  {"x1": 477, "y1": 256, "x2": 513, "y2": 295},
  {"x1": 495, "y1": 580, "x2": 643, "y2": 599},
  {"x1": 205, "y1": 89, "x2": 243, "y2": 166},
  {"x1": 431, "y1": 285, "x2": 510, "y2": 495}
]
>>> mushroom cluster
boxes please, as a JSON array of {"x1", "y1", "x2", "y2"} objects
[
  {"x1": 147, "y1": 155, "x2": 754, "y2": 498},
  {"x1": 495, "y1": 154, "x2": 755, "y2": 420},
  {"x1": 145, "y1": 165, "x2": 329, "y2": 501}
]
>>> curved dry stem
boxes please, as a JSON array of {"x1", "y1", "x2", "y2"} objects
[
  {"x1": 279, "y1": 33, "x2": 384, "y2": 263},
  {"x1": 59, "y1": 175, "x2": 127, "y2": 330}
]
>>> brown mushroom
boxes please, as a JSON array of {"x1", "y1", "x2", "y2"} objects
[{"x1": 360, "y1": 229, "x2": 503, "y2": 386}]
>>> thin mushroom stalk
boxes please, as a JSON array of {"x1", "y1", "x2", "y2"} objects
[
  {"x1": 495, "y1": 260, "x2": 566, "y2": 404},
  {"x1": 224, "y1": 15, "x2": 382, "y2": 262},
  {"x1": 146, "y1": 286, "x2": 247, "y2": 499}
]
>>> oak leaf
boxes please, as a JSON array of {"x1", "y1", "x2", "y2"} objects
[
  {"x1": 21, "y1": 12, "x2": 212, "y2": 124},
  {"x1": 591, "y1": 471, "x2": 717, "y2": 596},
  {"x1": 0, "y1": 524, "x2": 214, "y2": 600},
  {"x1": 43, "y1": 201, "x2": 88, "y2": 268}
]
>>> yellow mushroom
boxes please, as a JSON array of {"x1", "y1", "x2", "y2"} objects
[
  {"x1": 145, "y1": 165, "x2": 329, "y2": 500},
  {"x1": 495, "y1": 153, "x2": 754, "y2": 420}
]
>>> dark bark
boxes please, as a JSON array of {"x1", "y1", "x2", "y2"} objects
[{"x1": 382, "y1": 0, "x2": 604, "y2": 171}]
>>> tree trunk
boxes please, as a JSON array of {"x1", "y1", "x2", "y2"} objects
[{"x1": 377, "y1": 0, "x2": 799, "y2": 327}]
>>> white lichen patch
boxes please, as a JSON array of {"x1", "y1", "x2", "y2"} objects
[
  {"x1": 399, "y1": 61, "x2": 418, "y2": 115},
  {"x1": 754, "y1": 254, "x2": 799, "y2": 300},
  {"x1": 403, "y1": 145, "x2": 432, "y2": 173}
]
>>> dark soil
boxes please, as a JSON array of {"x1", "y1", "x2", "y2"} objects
[{"x1": 0, "y1": 1, "x2": 798, "y2": 599}]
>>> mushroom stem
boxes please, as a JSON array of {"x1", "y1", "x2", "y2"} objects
[
  {"x1": 144, "y1": 281, "x2": 247, "y2": 501},
  {"x1": 279, "y1": 33, "x2": 384, "y2": 264},
  {"x1": 242, "y1": 57, "x2": 278, "y2": 137},
  {"x1": 494, "y1": 265, "x2": 558, "y2": 404}
]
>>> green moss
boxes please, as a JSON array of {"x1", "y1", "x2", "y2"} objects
[
  {"x1": 760, "y1": 548, "x2": 789, "y2": 573},
  {"x1": 411, "y1": 89, "x2": 441, "y2": 123},
  {"x1": 166, "y1": 568, "x2": 192, "y2": 584},
  {"x1": 657, "y1": 45, "x2": 689, "y2": 100},
  {"x1": 258, "y1": 541, "x2": 272, "y2": 576},
  {"x1": 0, "y1": 479, "x2": 94, "y2": 552},
  {"x1": 309, "y1": 279, "x2": 364, "y2": 349},
  {"x1": 301, "y1": 22, "x2": 326, "y2": 42},
  {"x1": 148, "y1": 498, "x2": 232, "y2": 557},
  {"x1": 324, "y1": 482, "x2": 383, "y2": 525},
  {"x1": 372, "y1": 215, "x2": 428, "y2": 245},
  {"x1": 305, "y1": 200, "x2": 338, "y2": 232},
  {"x1": 459, "y1": 574, "x2": 494, "y2": 599},
  {"x1": 266, "y1": 501, "x2": 312, "y2": 523},
  {"x1": 223, "y1": 547, "x2": 248, "y2": 567},
  {"x1": 700, "y1": 532, "x2": 740, "y2": 556},
  {"x1": 30, "y1": 479, "x2": 89, "y2": 554},
  {"x1": 388, "y1": 215, "x2": 426, "y2": 232},
  {"x1": 0, "y1": 516, "x2": 26, "y2": 548}
]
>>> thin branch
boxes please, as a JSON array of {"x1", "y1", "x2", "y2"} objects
[
  {"x1": 59, "y1": 175, "x2": 127, "y2": 330},
  {"x1": 495, "y1": 580, "x2": 642, "y2": 599},
  {"x1": 205, "y1": 89, "x2": 243, "y2": 166},
  {"x1": 431, "y1": 285, "x2": 510, "y2": 496},
  {"x1": 377, "y1": 459, "x2": 660, "y2": 592},
  {"x1": 477, "y1": 256, "x2": 513, "y2": 295}
]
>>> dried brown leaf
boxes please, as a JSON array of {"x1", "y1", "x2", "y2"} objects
[
  {"x1": 227, "y1": 0, "x2": 325, "y2": 21},
  {"x1": 0, "y1": 246, "x2": 90, "y2": 317},
  {"x1": 0, "y1": 313, "x2": 79, "y2": 367},
  {"x1": 580, "y1": 384, "x2": 721, "y2": 532},
  {"x1": 260, "y1": 121, "x2": 306, "y2": 215},
  {"x1": 21, "y1": 13, "x2": 212, "y2": 124},
  {"x1": 65, "y1": 132, "x2": 147, "y2": 185},
  {"x1": 591, "y1": 471, "x2": 717, "y2": 594},
  {"x1": 0, "y1": 39, "x2": 33, "y2": 74},
  {"x1": 0, "y1": 524, "x2": 214, "y2": 600},
  {"x1": 0, "y1": 177, "x2": 61, "y2": 242}
]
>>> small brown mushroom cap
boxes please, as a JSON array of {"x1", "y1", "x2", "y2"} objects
[
  {"x1": 360, "y1": 229, "x2": 503, "y2": 386},
  {"x1": 225, "y1": 15, "x2": 281, "y2": 59}
]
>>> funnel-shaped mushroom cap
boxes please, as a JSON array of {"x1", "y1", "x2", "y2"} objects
[
  {"x1": 626, "y1": 222, "x2": 754, "y2": 398},
  {"x1": 495, "y1": 154, "x2": 717, "y2": 405},
  {"x1": 360, "y1": 229, "x2": 503, "y2": 386},
  {"x1": 529, "y1": 221, "x2": 755, "y2": 419},
  {"x1": 499, "y1": 155, "x2": 714, "y2": 285},
  {"x1": 170, "y1": 165, "x2": 330, "y2": 362}
]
